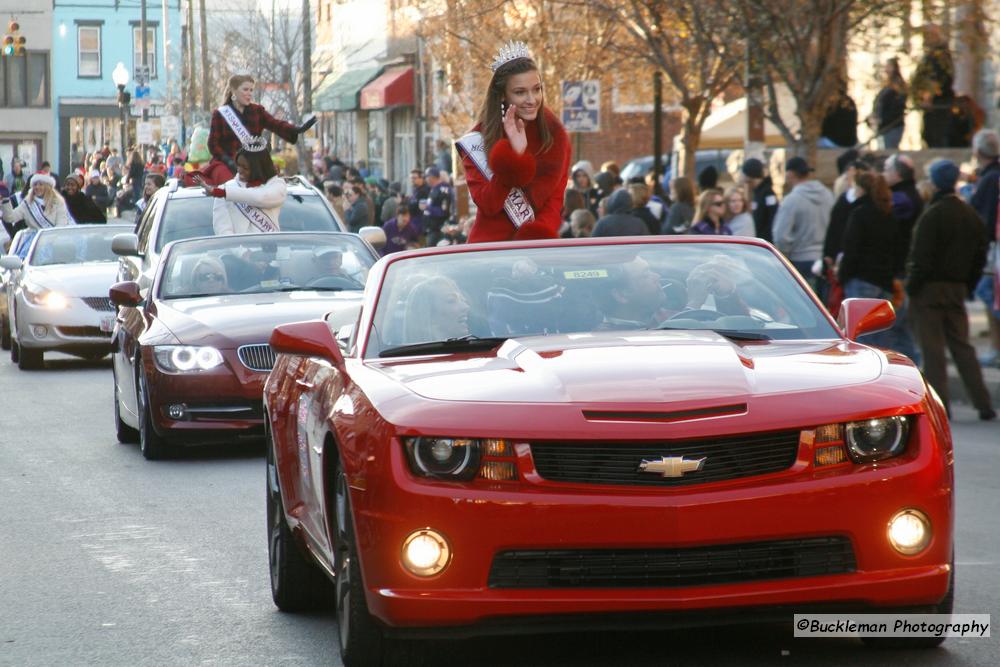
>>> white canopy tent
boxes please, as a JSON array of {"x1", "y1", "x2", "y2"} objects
[{"x1": 699, "y1": 85, "x2": 801, "y2": 149}]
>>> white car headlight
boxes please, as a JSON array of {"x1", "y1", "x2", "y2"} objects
[
  {"x1": 23, "y1": 282, "x2": 69, "y2": 309},
  {"x1": 845, "y1": 416, "x2": 910, "y2": 463},
  {"x1": 153, "y1": 345, "x2": 225, "y2": 373}
]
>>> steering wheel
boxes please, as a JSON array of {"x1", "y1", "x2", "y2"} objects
[
  {"x1": 667, "y1": 308, "x2": 722, "y2": 322},
  {"x1": 305, "y1": 274, "x2": 364, "y2": 290}
]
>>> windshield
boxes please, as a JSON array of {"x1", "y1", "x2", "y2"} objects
[
  {"x1": 159, "y1": 234, "x2": 374, "y2": 299},
  {"x1": 367, "y1": 241, "x2": 840, "y2": 358},
  {"x1": 155, "y1": 191, "x2": 342, "y2": 252},
  {"x1": 29, "y1": 228, "x2": 123, "y2": 266}
]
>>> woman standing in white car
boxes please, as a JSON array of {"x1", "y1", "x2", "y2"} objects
[
  {"x1": 195, "y1": 141, "x2": 287, "y2": 235},
  {"x1": 2, "y1": 172, "x2": 71, "y2": 237}
]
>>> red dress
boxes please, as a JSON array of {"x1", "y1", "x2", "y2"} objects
[{"x1": 463, "y1": 109, "x2": 570, "y2": 243}]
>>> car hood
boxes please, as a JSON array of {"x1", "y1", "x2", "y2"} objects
[
  {"x1": 369, "y1": 330, "x2": 884, "y2": 405},
  {"x1": 25, "y1": 263, "x2": 119, "y2": 296},
  {"x1": 155, "y1": 291, "x2": 362, "y2": 347}
]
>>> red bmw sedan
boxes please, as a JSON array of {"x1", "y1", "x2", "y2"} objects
[
  {"x1": 111, "y1": 232, "x2": 378, "y2": 459},
  {"x1": 263, "y1": 237, "x2": 953, "y2": 665}
]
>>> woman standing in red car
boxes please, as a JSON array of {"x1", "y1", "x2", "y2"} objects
[{"x1": 457, "y1": 41, "x2": 570, "y2": 243}]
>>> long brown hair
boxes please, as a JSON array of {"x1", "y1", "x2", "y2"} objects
[
  {"x1": 475, "y1": 57, "x2": 553, "y2": 155},
  {"x1": 223, "y1": 74, "x2": 255, "y2": 105},
  {"x1": 854, "y1": 171, "x2": 892, "y2": 215}
]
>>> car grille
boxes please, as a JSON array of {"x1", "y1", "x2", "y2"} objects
[
  {"x1": 56, "y1": 326, "x2": 113, "y2": 338},
  {"x1": 237, "y1": 344, "x2": 276, "y2": 371},
  {"x1": 82, "y1": 296, "x2": 115, "y2": 312},
  {"x1": 529, "y1": 430, "x2": 801, "y2": 487},
  {"x1": 488, "y1": 536, "x2": 856, "y2": 589}
]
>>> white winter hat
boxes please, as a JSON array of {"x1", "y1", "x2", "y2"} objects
[{"x1": 30, "y1": 172, "x2": 56, "y2": 188}]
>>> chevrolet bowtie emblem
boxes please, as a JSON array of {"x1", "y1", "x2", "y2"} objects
[{"x1": 638, "y1": 456, "x2": 706, "y2": 478}]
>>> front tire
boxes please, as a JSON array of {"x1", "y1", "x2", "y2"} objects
[
  {"x1": 114, "y1": 363, "x2": 139, "y2": 444},
  {"x1": 137, "y1": 369, "x2": 168, "y2": 460},
  {"x1": 266, "y1": 427, "x2": 330, "y2": 611},
  {"x1": 17, "y1": 345, "x2": 43, "y2": 370},
  {"x1": 1, "y1": 314, "x2": 10, "y2": 350}
]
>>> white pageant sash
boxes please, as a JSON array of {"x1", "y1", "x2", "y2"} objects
[
  {"x1": 218, "y1": 105, "x2": 255, "y2": 147},
  {"x1": 229, "y1": 181, "x2": 279, "y2": 232},
  {"x1": 456, "y1": 131, "x2": 534, "y2": 229},
  {"x1": 27, "y1": 199, "x2": 54, "y2": 228}
]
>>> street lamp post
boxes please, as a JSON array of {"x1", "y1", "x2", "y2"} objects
[{"x1": 112, "y1": 63, "x2": 131, "y2": 154}]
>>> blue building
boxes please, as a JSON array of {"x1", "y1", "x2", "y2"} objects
[{"x1": 51, "y1": 0, "x2": 182, "y2": 176}]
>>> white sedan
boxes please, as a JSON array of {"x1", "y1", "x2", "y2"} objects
[{"x1": 1, "y1": 224, "x2": 131, "y2": 370}]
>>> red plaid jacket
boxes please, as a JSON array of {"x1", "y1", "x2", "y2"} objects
[{"x1": 208, "y1": 102, "x2": 299, "y2": 165}]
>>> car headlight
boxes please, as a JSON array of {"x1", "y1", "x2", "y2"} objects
[
  {"x1": 844, "y1": 416, "x2": 910, "y2": 463},
  {"x1": 153, "y1": 345, "x2": 225, "y2": 372},
  {"x1": 23, "y1": 282, "x2": 68, "y2": 309},
  {"x1": 402, "y1": 437, "x2": 519, "y2": 481}
]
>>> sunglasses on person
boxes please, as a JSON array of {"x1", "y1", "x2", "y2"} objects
[
  {"x1": 711, "y1": 200, "x2": 725, "y2": 207},
  {"x1": 195, "y1": 272, "x2": 224, "y2": 282}
]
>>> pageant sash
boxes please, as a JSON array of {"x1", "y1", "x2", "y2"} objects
[
  {"x1": 233, "y1": 200, "x2": 278, "y2": 233},
  {"x1": 218, "y1": 105, "x2": 255, "y2": 147},
  {"x1": 27, "y1": 199, "x2": 55, "y2": 228},
  {"x1": 456, "y1": 131, "x2": 534, "y2": 229}
]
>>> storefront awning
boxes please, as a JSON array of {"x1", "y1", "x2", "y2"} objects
[
  {"x1": 313, "y1": 66, "x2": 383, "y2": 112},
  {"x1": 360, "y1": 67, "x2": 414, "y2": 110}
]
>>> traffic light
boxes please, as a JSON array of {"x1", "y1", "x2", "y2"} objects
[{"x1": 3, "y1": 21, "x2": 24, "y2": 57}]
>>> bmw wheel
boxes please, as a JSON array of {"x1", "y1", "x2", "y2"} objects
[
  {"x1": 114, "y1": 363, "x2": 139, "y2": 444},
  {"x1": 266, "y1": 425, "x2": 329, "y2": 611},
  {"x1": 10, "y1": 338, "x2": 19, "y2": 363},
  {"x1": 1, "y1": 314, "x2": 10, "y2": 350},
  {"x1": 137, "y1": 369, "x2": 168, "y2": 460}
]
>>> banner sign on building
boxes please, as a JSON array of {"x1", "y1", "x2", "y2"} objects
[
  {"x1": 136, "y1": 121, "x2": 154, "y2": 146},
  {"x1": 561, "y1": 80, "x2": 600, "y2": 133}
]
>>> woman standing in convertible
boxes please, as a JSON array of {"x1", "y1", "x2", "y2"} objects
[
  {"x1": 203, "y1": 74, "x2": 316, "y2": 185},
  {"x1": 457, "y1": 41, "x2": 570, "y2": 242},
  {"x1": 196, "y1": 142, "x2": 287, "y2": 235}
]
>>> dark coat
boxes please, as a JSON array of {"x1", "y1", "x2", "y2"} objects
[
  {"x1": 837, "y1": 196, "x2": 899, "y2": 292},
  {"x1": 970, "y1": 159, "x2": 1000, "y2": 242},
  {"x1": 63, "y1": 191, "x2": 107, "y2": 224},
  {"x1": 751, "y1": 177, "x2": 778, "y2": 242},
  {"x1": 905, "y1": 192, "x2": 988, "y2": 297}
]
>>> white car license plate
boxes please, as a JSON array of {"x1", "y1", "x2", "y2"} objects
[{"x1": 100, "y1": 316, "x2": 116, "y2": 333}]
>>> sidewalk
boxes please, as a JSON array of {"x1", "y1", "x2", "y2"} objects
[{"x1": 947, "y1": 300, "x2": 1000, "y2": 409}]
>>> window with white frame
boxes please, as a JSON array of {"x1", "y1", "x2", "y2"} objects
[
  {"x1": 132, "y1": 27, "x2": 157, "y2": 79},
  {"x1": 78, "y1": 26, "x2": 101, "y2": 77}
]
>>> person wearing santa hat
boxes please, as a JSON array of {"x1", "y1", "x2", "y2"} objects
[
  {"x1": 456, "y1": 41, "x2": 570, "y2": 243},
  {"x1": 2, "y1": 172, "x2": 71, "y2": 237}
]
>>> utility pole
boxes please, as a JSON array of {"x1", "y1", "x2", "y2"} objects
[
  {"x1": 199, "y1": 0, "x2": 209, "y2": 112},
  {"x1": 162, "y1": 0, "x2": 171, "y2": 131},
  {"x1": 187, "y1": 0, "x2": 196, "y2": 117},
  {"x1": 141, "y1": 0, "x2": 148, "y2": 124},
  {"x1": 653, "y1": 71, "x2": 663, "y2": 187},
  {"x1": 302, "y1": 0, "x2": 312, "y2": 115},
  {"x1": 744, "y1": 50, "x2": 765, "y2": 162}
]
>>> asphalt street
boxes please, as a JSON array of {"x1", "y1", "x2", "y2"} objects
[{"x1": 1, "y1": 352, "x2": 997, "y2": 666}]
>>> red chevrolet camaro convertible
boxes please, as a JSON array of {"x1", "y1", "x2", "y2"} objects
[{"x1": 263, "y1": 236, "x2": 953, "y2": 665}]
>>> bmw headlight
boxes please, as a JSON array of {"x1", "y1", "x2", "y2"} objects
[
  {"x1": 23, "y1": 282, "x2": 68, "y2": 309},
  {"x1": 153, "y1": 345, "x2": 225, "y2": 373},
  {"x1": 845, "y1": 416, "x2": 910, "y2": 463}
]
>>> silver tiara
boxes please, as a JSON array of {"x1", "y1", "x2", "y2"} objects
[
  {"x1": 242, "y1": 135, "x2": 269, "y2": 153},
  {"x1": 490, "y1": 40, "x2": 531, "y2": 73}
]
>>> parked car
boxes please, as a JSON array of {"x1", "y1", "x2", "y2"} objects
[
  {"x1": 263, "y1": 236, "x2": 953, "y2": 665},
  {"x1": 111, "y1": 176, "x2": 383, "y2": 292},
  {"x1": 1, "y1": 224, "x2": 131, "y2": 369},
  {"x1": 110, "y1": 231, "x2": 378, "y2": 460},
  {"x1": 1, "y1": 228, "x2": 37, "y2": 350},
  {"x1": 620, "y1": 150, "x2": 732, "y2": 187}
]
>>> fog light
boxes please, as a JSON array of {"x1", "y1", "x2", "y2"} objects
[
  {"x1": 167, "y1": 404, "x2": 186, "y2": 420},
  {"x1": 888, "y1": 508, "x2": 931, "y2": 555},
  {"x1": 401, "y1": 529, "x2": 451, "y2": 577},
  {"x1": 31, "y1": 325, "x2": 48, "y2": 338}
]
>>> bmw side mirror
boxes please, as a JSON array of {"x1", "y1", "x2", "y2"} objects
[
  {"x1": 358, "y1": 226, "x2": 386, "y2": 251},
  {"x1": 270, "y1": 320, "x2": 345, "y2": 368},
  {"x1": 111, "y1": 233, "x2": 141, "y2": 257},
  {"x1": 0, "y1": 255, "x2": 22, "y2": 270},
  {"x1": 838, "y1": 298, "x2": 895, "y2": 340},
  {"x1": 109, "y1": 280, "x2": 143, "y2": 308}
]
